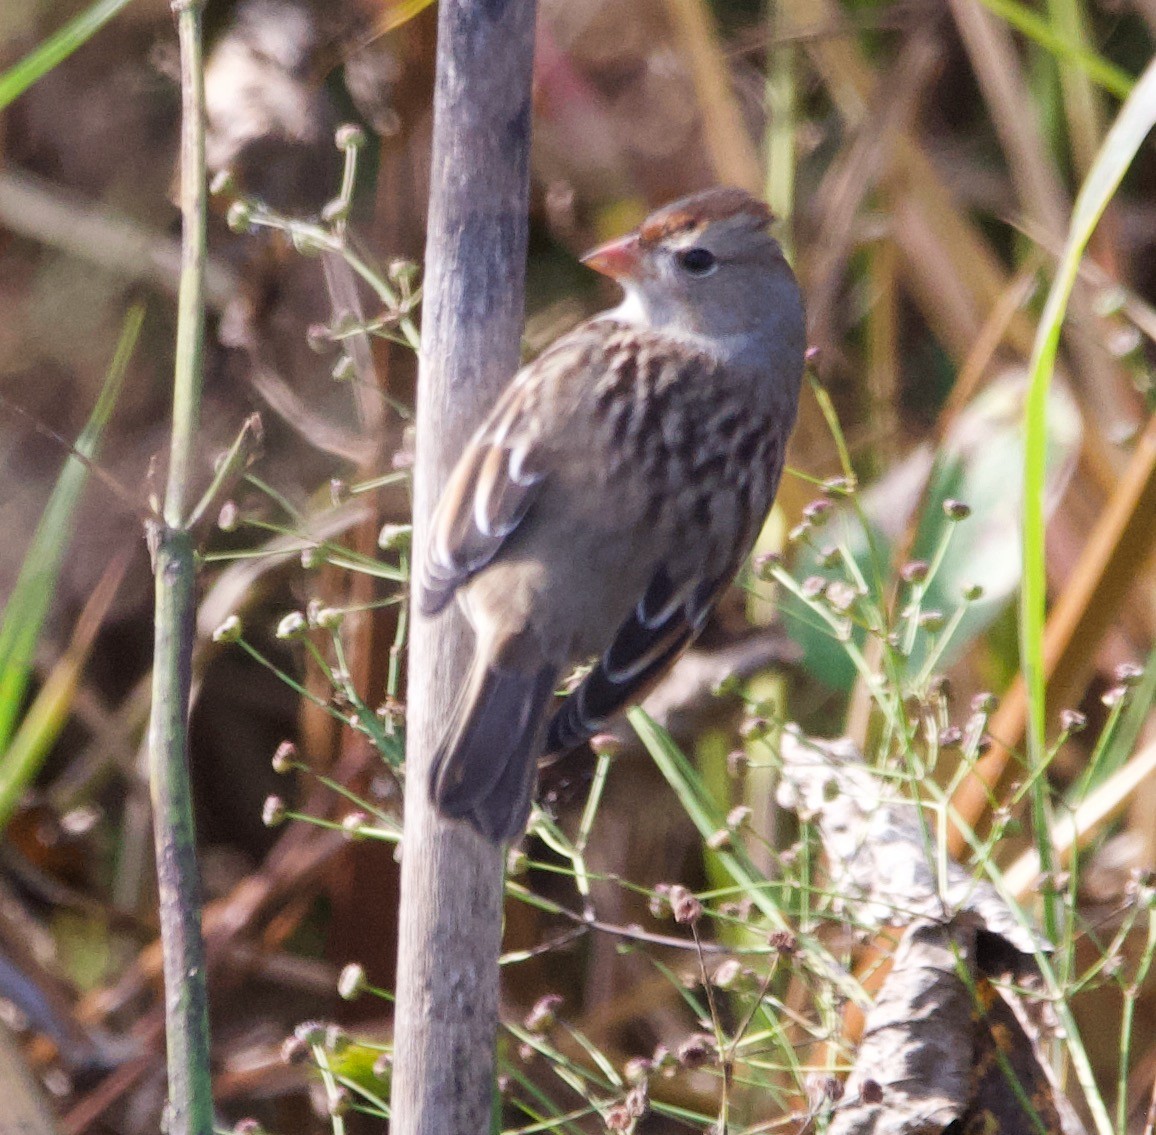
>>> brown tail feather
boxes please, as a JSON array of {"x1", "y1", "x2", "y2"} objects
[{"x1": 429, "y1": 653, "x2": 557, "y2": 843}]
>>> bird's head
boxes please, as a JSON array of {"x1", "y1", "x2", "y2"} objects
[{"x1": 582, "y1": 187, "x2": 802, "y2": 352}]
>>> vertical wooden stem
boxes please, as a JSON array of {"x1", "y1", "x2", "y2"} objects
[{"x1": 391, "y1": 2, "x2": 538, "y2": 1133}]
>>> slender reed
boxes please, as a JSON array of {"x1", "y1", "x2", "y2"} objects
[{"x1": 145, "y1": 1, "x2": 212, "y2": 1131}]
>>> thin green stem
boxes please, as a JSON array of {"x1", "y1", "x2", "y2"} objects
[
  {"x1": 165, "y1": 2, "x2": 207, "y2": 530},
  {"x1": 148, "y1": 529, "x2": 212, "y2": 1135},
  {"x1": 145, "y1": 4, "x2": 213, "y2": 1130}
]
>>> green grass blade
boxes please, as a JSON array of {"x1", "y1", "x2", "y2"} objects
[
  {"x1": 0, "y1": 305, "x2": 142, "y2": 752},
  {"x1": 0, "y1": 0, "x2": 136, "y2": 111},
  {"x1": 1020, "y1": 58, "x2": 1156, "y2": 936},
  {"x1": 979, "y1": 0, "x2": 1133, "y2": 99},
  {"x1": 0, "y1": 556, "x2": 125, "y2": 831}
]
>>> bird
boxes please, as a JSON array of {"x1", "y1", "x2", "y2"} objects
[{"x1": 417, "y1": 186, "x2": 806, "y2": 844}]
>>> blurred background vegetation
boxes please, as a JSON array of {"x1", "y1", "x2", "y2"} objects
[{"x1": 0, "y1": 0, "x2": 1154, "y2": 1132}]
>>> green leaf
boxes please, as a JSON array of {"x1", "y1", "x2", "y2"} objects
[
  {"x1": 0, "y1": 0, "x2": 136, "y2": 111},
  {"x1": 978, "y1": 0, "x2": 1133, "y2": 99},
  {"x1": 0, "y1": 306, "x2": 142, "y2": 753},
  {"x1": 1021, "y1": 57, "x2": 1156, "y2": 787}
]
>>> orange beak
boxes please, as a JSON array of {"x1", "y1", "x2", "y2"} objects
[{"x1": 580, "y1": 233, "x2": 643, "y2": 281}]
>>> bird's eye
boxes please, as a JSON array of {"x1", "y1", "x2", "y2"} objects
[{"x1": 676, "y1": 247, "x2": 717, "y2": 276}]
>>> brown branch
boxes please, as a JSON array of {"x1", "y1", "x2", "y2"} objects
[{"x1": 390, "y1": 3, "x2": 539, "y2": 1133}]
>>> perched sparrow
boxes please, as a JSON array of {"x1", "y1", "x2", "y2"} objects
[{"x1": 419, "y1": 187, "x2": 806, "y2": 843}]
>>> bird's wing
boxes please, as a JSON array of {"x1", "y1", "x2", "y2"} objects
[
  {"x1": 418, "y1": 320, "x2": 641, "y2": 617},
  {"x1": 545, "y1": 417, "x2": 784, "y2": 754},
  {"x1": 418, "y1": 369, "x2": 550, "y2": 617},
  {"x1": 545, "y1": 563, "x2": 732, "y2": 753}
]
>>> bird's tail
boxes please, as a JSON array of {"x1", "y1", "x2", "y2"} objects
[{"x1": 429, "y1": 641, "x2": 557, "y2": 844}]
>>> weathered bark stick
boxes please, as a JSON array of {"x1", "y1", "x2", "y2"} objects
[{"x1": 391, "y1": 3, "x2": 538, "y2": 1133}]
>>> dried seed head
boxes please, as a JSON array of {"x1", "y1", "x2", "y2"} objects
[
  {"x1": 900, "y1": 560, "x2": 929, "y2": 584},
  {"x1": 706, "y1": 828, "x2": 731, "y2": 851},
  {"x1": 712, "y1": 958, "x2": 742, "y2": 989},
  {"x1": 335, "y1": 123, "x2": 367, "y2": 150},
  {"x1": 342, "y1": 812, "x2": 369, "y2": 839},
  {"x1": 217, "y1": 500, "x2": 240, "y2": 532},
  {"x1": 276, "y1": 612, "x2": 308, "y2": 641},
  {"x1": 226, "y1": 200, "x2": 255, "y2": 233},
  {"x1": 726, "y1": 749, "x2": 749, "y2": 778},
  {"x1": 1114, "y1": 661, "x2": 1144, "y2": 686},
  {"x1": 524, "y1": 994, "x2": 563, "y2": 1034},
  {"x1": 271, "y1": 740, "x2": 298, "y2": 773},
  {"x1": 962, "y1": 582, "x2": 985, "y2": 601},
  {"x1": 677, "y1": 1033, "x2": 714, "y2": 1068},
  {"x1": 753, "y1": 551, "x2": 782, "y2": 580},
  {"x1": 668, "y1": 885, "x2": 702, "y2": 926},
  {"x1": 726, "y1": 805, "x2": 752, "y2": 829},
  {"x1": 971, "y1": 692, "x2": 997, "y2": 714},
  {"x1": 294, "y1": 1021, "x2": 328, "y2": 1047},
  {"x1": 337, "y1": 963, "x2": 366, "y2": 1001},
  {"x1": 768, "y1": 930, "x2": 798, "y2": 955},
  {"x1": 605, "y1": 1104, "x2": 632, "y2": 1131},
  {"x1": 262, "y1": 796, "x2": 287, "y2": 827},
  {"x1": 939, "y1": 725, "x2": 963, "y2": 748},
  {"x1": 825, "y1": 580, "x2": 858, "y2": 612},
  {"x1": 943, "y1": 498, "x2": 971, "y2": 520},
  {"x1": 1102, "y1": 685, "x2": 1128, "y2": 708},
  {"x1": 1059, "y1": 709, "x2": 1087, "y2": 733},
  {"x1": 625, "y1": 1083, "x2": 649, "y2": 1118},
  {"x1": 800, "y1": 575, "x2": 827, "y2": 599},
  {"x1": 306, "y1": 323, "x2": 332, "y2": 352},
  {"x1": 212, "y1": 615, "x2": 243, "y2": 644},
  {"x1": 803, "y1": 498, "x2": 832, "y2": 523},
  {"x1": 917, "y1": 609, "x2": 945, "y2": 632},
  {"x1": 378, "y1": 696, "x2": 406, "y2": 724}
]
